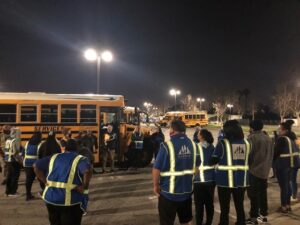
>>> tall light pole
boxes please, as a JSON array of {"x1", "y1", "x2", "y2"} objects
[
  {"x1": 196, "y1": 98, "x2": 205, "y2": 111},
  {"x1": 227, "y1": 104, "x2": 234, "y2": 120},
  {"x1": 170, "y1": 89, "x2": 181, "y2": 110},
  {"x1": 84, "y1": 48, "x2": 113, "y2": 94}
]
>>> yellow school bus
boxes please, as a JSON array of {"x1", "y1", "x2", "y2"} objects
[
  {"x1": 0, "y1": 92, "x2": 152, "y2": 167},
  {"x1": 159, "y1": 111, "x2": 209, "y2": 127}
]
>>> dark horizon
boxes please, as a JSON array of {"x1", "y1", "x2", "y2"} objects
[{"x1": 1, "y1": 0, "x2": 300, "y2": 108}]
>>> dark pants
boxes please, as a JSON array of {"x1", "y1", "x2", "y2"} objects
[
  {"x1": 46, "y1": 203, "x2": 83, "y2": 225},
  {"x1": 5, "y1": 161, "x2": 21, "y2": 195},
  {"x1": 290, "y1": 167, "x2": 299, "y2": 198},
  {"x1": 276, "y1": 168, "x2": 291, "y2": 206},
  {"x1": 247, "y1": 173, "x2": 268, "y2": 218},
  {"x1": 194, "y1": 183, "x2": 215, "y2": 225},
  {"x1": 24, "y1": 167, "x2": 36, "y2": 197},
  {"x1": 158, "y1": 195, "x2": 193, "y2": 225},
  {"x1": 218, "y1": 186, "x2": 246, "y2": 225}
]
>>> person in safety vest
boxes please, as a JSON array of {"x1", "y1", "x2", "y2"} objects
[
  {"x1": 34, "y1": 139, "x2": 92, "y2": 225},
  {"x1": 4, "y1": 127, "x2": 22, "y2": 197},
  {"x1": 22, "y1": 131, "x2": 42, "y2": 201},
  {"x1": 210, "y1": 120, "x2": 251, "y2": 225},
  {"x1": 153, "y1": 120, "x2": 198, "y2": 225},
  {"x1": 193, "y1": 129, "x2": 215, "y2": 225},
  {"x1": 0, "y1": 125, "x2": 11, "y2": 185},
  {"x1": 246, "y1": 120, "x2": 273, "y2": 225},
  {"x1": 273, "y1": 120, "x2": 300, "y2": 213}
]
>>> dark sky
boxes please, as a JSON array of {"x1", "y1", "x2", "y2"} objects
[{"x1": 1, "y1": 0, "x2": 300, "y2": 107}]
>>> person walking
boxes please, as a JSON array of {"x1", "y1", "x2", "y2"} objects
[
  {"x1": 153, "y1": 120, "x2": 197, "y2": 225},
  {"x1": 210, "y1": 120, "x2": 251, "y2": 225},
  {"x1": 102, "y1": 124, "x2": 117, "y2": 173},
  {"x1": 4, "y1": 128, "x2": 22, "y2": 197},
  {"x1": 273, "y1": 121, "x2": 300, "y2": 213},
  {"x1": 193, "y1": 126, "x2": 201, "y2": 143},
  {"x1": 194, "y1": 129, "x2": 215, "y2": 225},
  {"x1": 23, "y1": 131, "x2": 42, "y2": 201},
  {"x1": 34, "y1": 139, "x2": 93, "y2": 225},
  {"x1": 246, "y1": 120, "x2": 273, "y2": 224}
]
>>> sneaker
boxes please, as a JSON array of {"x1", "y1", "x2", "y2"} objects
[
  {"x1": 8, "y1": 193, "x2": 20, "y2": 198},
  {"x1": 26, "y1": 195, "x2": 35, "y2": 201},
  {"x1": 276, "y1": 207, "x2": 288, "y2": 214},
  {"x1": 37, "y1": 191, "x2": 43, "y2": 198},
  {"x1": 291, "y1": 197, "x2": 298, "y2": 203},
  {"x1": 257, "y1": 216, "x2": 268, "y2": 223},
  {"x1": 246, "y1": 218, "x2": 258, "y2": 225}
]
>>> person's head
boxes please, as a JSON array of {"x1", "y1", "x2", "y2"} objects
[
  {"x1": 249, "y1": 120, "x2": 264, "y2": 133},
  {"x1": 169, "y1": 120, "x2": 186, "y2": 136},
  {"x1": 47, "y1": 131, "x2": 56, "y2": 140},
  {"x1": 134, "y1": 125, "x2": 141, "y2": 133},
  {"x1": 29, "y1": 131, "x2": 42, "y2": 145},
  {"x1": 198, "y1": 129, "x2": 214, "y2": 144},
  {"x1": 10, "y1": 127, "x2": 17, "y2": 139},
  {"x1": 223, "y1": 120, "x2": 244, "y2": 141},
  {"x1": 65, "y1": 139, "x2": 78, "y2": 152},
  {"x1": 195, "y1": 126, "x2": 201, "y2": 133},
  {"x1": 279, "y1": 120, "x2": 294, "y2": 136},
  {"x1": 107, "y1": 124, "x2": 113, "y2": 133},
  {"x1": 2, "y1": 125, "x2": 11, "y2": 134}
]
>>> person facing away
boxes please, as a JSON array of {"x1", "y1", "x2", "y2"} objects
[
  {"x1": 22, "y1": 131, "x2": 42, "y2": 201},
  {"x1": 81, "y1": 130, "x2": 98, "y2": 154},
  {"x1": 131, "y1": 125, "x2": 144, "y2": 149},
  {"x1": 153, "y1": 120, "x2": 198, "y2": 225},
  {"x1": 210, "y1": 120, "x2": 251, "y2": 225},
  {"x1": 193, "y1": 129, "x2": 215, "y2": 225},
  {"x1": 34, "y1": 139, "x2": 93, "y2": 225},
  {"x1": 38, "y1": 131, "x2": 61, "y2": 159},
  {"x1": 151, "y1": 126, "x2": 165, "y2": 159},
  {"x1": 273, "y1": 120, "x2": 300, "y2": 213},
  {"x1": 0, "y1": 125, "x2": 11, "y2": 185},
  {"x1": 102, "y1": 124, "x2": 117, "y2": 173},
  {"x1": 4, "y1": 128, "x2": 22, "y2": 197},
  {"x1": 246, "y1": 120, "x2": 273, "y2": 225}
]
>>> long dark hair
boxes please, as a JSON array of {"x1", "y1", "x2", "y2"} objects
[
  {"x1": 29, "y1": 131, "x2": 42, "y2": 145},
  {"x1": 280, "y1": 120, "x2": 297, "y2": 141},
  {"x1": 199, "y1": 129, "x2": 214, "y2": 144},
  {"x1": 223, "y1": 120, "x2": 244, "y2": 141},
  {"x1": 45, "y1": 132, "x2": 60, "y2": 156}
]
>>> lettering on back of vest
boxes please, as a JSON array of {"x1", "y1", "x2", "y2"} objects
[
  {"x1": 178, "y1": 145, "x2": 192, "y2": 158},
  {"x1": 232, "y1": 144, "x2": 246, "y2": 160}
]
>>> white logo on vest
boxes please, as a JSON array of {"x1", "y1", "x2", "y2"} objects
[
  {"x1": 178, "y1": 145, "x2": 191, "y2": 158},
  {"x1": 232, "y1": 144, "x2": 246, "y2": 160}
]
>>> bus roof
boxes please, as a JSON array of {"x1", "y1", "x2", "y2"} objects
[
  {"x1": 0, "y1": 92, "x2": 124, "y2": 101},
  {"x1": 165, "y1": 111, "x2": 207, "y2": 115}
]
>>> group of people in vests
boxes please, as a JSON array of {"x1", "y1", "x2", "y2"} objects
[{"x1": 153, "y1": 119, "x2": 299, "y2": 225}]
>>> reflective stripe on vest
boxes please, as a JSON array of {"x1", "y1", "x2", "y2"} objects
[
  {"x1": 160, "y1": 141, "x2": 196, "y2": 193},
  {"x1": 279, "y1": 137, "x2": 295, "y2": 168},
  {"x1": 43, "y1": 154, "x2": 85, "y2": 206},
  {"x1": 197, "y1": 143, "x2": 214, "y2": 182},
  {"x1": 5, "y1": 139, "x2": 16, "y2": 162},
  {"x1": 221, "y1": 139, "x2": 250, "y2": 188},
  {"x1": 23, "y1": 142, "x2": 39, "y2": 166}
]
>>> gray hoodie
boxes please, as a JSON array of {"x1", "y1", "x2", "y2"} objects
[{"x1": 248, "y1": 131, "x2": 274, "y2": 179}]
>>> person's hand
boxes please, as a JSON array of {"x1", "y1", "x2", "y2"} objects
[
  {"x1": 153, "y1": 185, "x2": 160, "y2": 197},
  {"x1": 74, "y1": 185, "x2": 84, "y2": 194}
]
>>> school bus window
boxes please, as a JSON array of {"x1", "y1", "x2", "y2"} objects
[
  {"x1": 80, "y1": 105, "x2": 96, "y2": 124},
  {"x1": 185, "y1": 115, "x2": 188, "y2": 120},
  {"x1": 41, "y1": 105, "x2": 58, "y2": 123},
  {"x1": 61, "y1": 104, "x2": 77, "y2": 123},
  {"x1": 196, "y1": 115, "x2": 200, "y2": 119},
  {"x1": 200, "y1": 114, "x2": 205, "y2": 119},
  {"x1": 188, "y1": 115, "x2": 193, "y2": 119},
  {"x1": 0, "y1": 104, "x2": 17, "y2": 123},
  {"x1": 21, "y1": 105, "x2": 37, "y2": 122},
  {"x1": 193, "y1": 115, "x2": 197, "y2": 119}
]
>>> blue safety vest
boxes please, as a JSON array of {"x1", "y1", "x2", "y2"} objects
[
  {"x1": 42, "y1": 152, "x2": 89, "y2": 212},
  {"x1": 160, "y1": 137, "x2": 197, "y2": 195},
  {"x1": 194, "y1": 143, "x2": 215, "y2": 183},
  {"x1": 215, "y1": 139, "x2": 250, "y2": 188},
  {"x1": 4, "y1": 138, "x2": 17, "y2": 162},
  {"x1": 23, "y1": 142, "x2": 40, "y2": 167},
  {"x1": 276, "y1": 136, "x2": 300, "y2": 170}
]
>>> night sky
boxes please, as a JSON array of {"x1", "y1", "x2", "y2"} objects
[{"x1": 1, "y1": 0, "x2": 300, "y2": 107}]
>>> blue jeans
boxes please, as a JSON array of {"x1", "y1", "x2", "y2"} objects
[
  {"x1": 290, "y1": 167, "x2": 299, "y2": 198},
  {"x1": 276, "y1": 168, "x2": 292, "y2": 206}
]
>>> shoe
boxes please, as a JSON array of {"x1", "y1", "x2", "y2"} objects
[
  {"x1": 257, "y1": 216, "x2": 268, "y2": 223},
  {"x1": 291, "y1": 197, "x2": 298, "y2": 203},
  {"x1": 276, "y1": 207, "x2": 288, "y2": 214},
  {"x1": 37, "y1": 191, "x2": 43, "y2": 198},
  {"x1": 26, "y1": 194, "x2": 35, "y2": 201},
  {"x1": 246, "y1": 218, "x2": 258, "y2": 225},
  {"x1": 8, "y1": 193, "x2": 20, "y2": 198}
]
